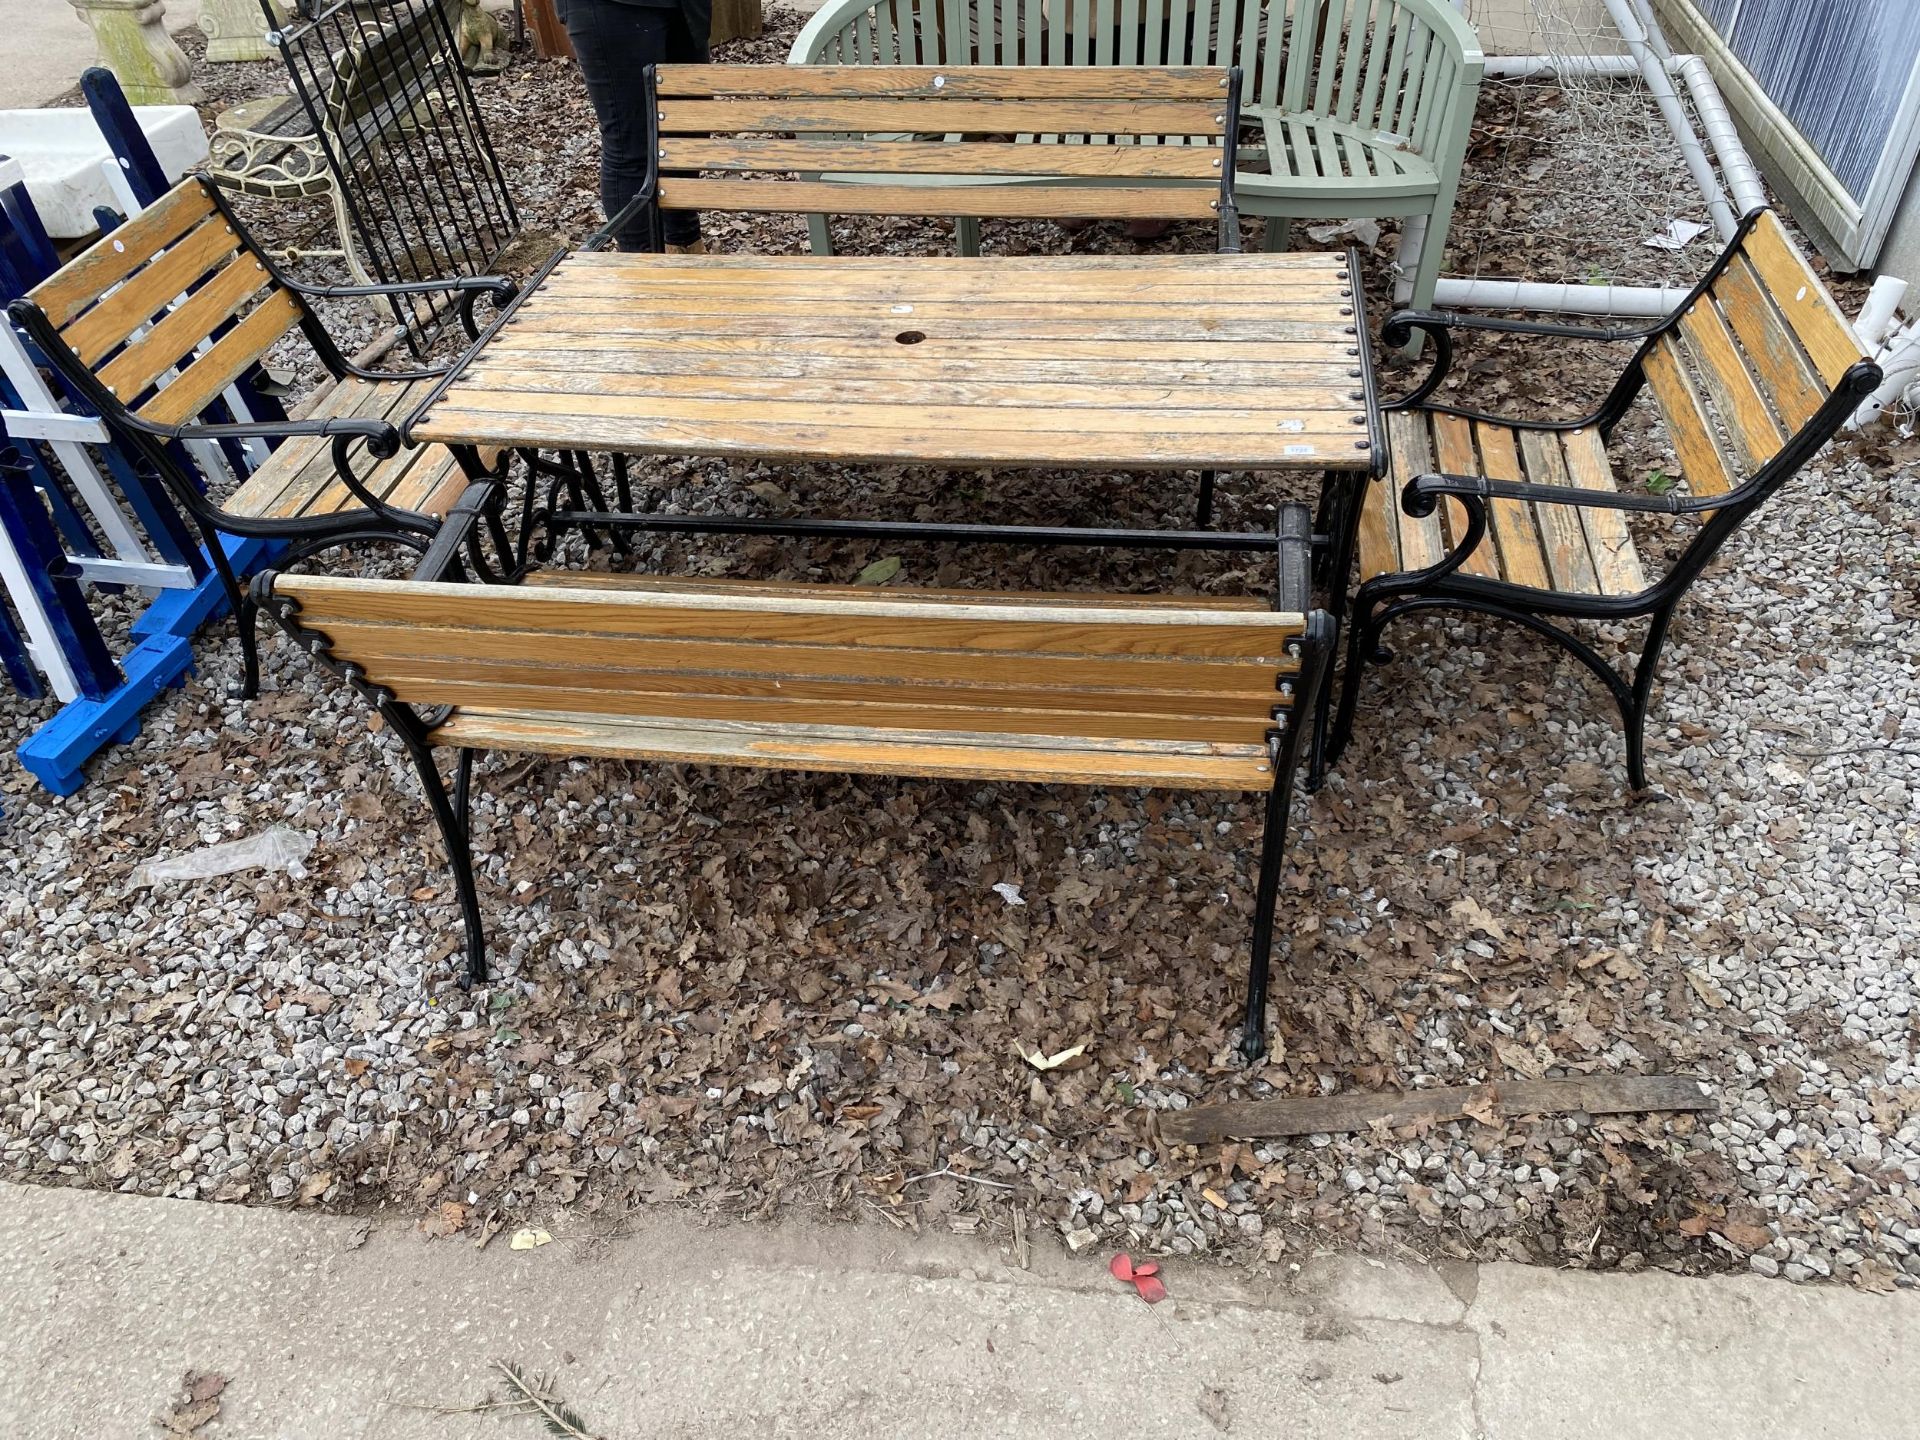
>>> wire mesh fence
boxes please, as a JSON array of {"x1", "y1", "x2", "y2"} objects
[{"x1": 1445, "y1": 0, "x2": 1731, "y2": 293}]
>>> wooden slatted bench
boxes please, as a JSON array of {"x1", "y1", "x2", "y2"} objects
[
  {"x1": 8, "y1": 175, "x2": 515, "y2": 697},
  {"x1": 1331, "y1": 207, "x2": 1882, "y2": 788},
  {"x1": 604, "y1": 63, "x2": 1243, "y2": 253},
  {"x1": 255, "y1": 490, "x2": 1333, "y2": 1055}
]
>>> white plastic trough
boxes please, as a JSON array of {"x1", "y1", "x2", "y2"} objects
[{"x1": 0, "y1": 105, "x2": 209, "y2": 238}]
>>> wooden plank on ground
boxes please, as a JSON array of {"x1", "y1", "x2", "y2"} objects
[{"x1": 1157, "y1": 1074, "x2": 1715, "y2": 1145}]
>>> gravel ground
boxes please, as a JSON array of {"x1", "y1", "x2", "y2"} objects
[{"x1": 3, "y1": 16, "x2": 1918, "y2": 1289}]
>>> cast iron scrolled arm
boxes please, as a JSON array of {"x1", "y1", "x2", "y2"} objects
[
  {"x1": 1380, "y1": 308, "x2": 1655, "y2": 410},
  {"x1": 1389, "y1": 477, "x2": 1491, "y2": 588},
  {"x1": 116, "y1": 410, "x2": 404, "y2": 460},
  {"x1": 321, "y1": 433, "x2": 437, "y2": 532}
]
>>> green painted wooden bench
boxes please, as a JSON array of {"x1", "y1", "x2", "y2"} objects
[{"x1": 790, "y1": 0, "x2": 1483, "y2": 307}]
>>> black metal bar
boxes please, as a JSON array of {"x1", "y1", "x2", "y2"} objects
[
  {"x1": 547, "y1": 509, "x2": 1289, "y2": 551},
  {"x1": 1241, "y1": 607, "x2": 1334, "y2": 1058},
  {"x1": 1195, "y1": 469, "x2": 1216, "y2": 527}
]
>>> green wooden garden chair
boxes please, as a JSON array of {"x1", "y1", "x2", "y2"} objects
[{"x1": 790, "y1": 0, "x2": 1483, "y2": 308}]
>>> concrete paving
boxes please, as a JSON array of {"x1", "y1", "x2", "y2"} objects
[
  {"x1": 0, "y1": 1180, "x2": 1914, "y2": 1438},
  {"x1": 4, "y1": 0, "x2": 201, "y2": 109}
]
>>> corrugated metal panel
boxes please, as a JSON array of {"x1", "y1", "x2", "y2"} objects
[{"x1": 1708, "y1": 0, "x2": 1920, "y2": 201}]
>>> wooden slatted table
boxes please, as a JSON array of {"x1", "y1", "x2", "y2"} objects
[{"x1": 404, "y1": 250, "x2": 1379, "y2": 473}]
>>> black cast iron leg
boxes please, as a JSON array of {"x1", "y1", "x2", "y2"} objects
[
  {"x1": 395, "y1": 725, "x2": 488, "y2": 987},
  {"x1": 1624, "y1": 604, "x2": 1676, "y2": 791},
  {"x1": 206, "y1": 534, "x2": 262, "y2": 701},
  {"x1": 1308, "y1": 473, "x2": 1365, "y2": 790},
  {"x1": 1196, "y1": 470, "x2": 1217, "y2": 528},
  {"x1": 1241, "y1": 760, "x2": 1294, "y2": 1058}
]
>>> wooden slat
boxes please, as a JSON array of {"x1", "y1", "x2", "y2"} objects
[
  {"x1": 1426, "y1": 411, "x2": 1497, "y2": 578},
  {"x1": 522, "y1": 571, "x2": 1269, "y2": 609},
  {"x1": 96, "y1": 257, "x2": 272, "y2": 403},
  {"x1": 1740, "y1": 211, "x2": 1868, "y2": 387},
  {"x1": 1472, "y1": 422, "x2": 1550, "y2": 591},
  {"x1": 1516, "y1": 430, "x2": 1599, "y2": 595},
  {"x1": 1354, "y1": 471, "x2": 1401, "y2": 583},
  {"x1": 428, "y1": 709, "x2": 1275, "y2": 790},
  {"x1": 657, "y1": 136, "x2": 1223, "y2": 177},
  {"x1": 487, "y1": 314, "x2": 1353, "y2": 343},
  {"x1": 62, "y1": 216, "x2": 242, "y2": 365},
  {"x1": 468, "y1": 348, "x2": 1361, "y2": 389},
  {"x1": 384, "y1": 452, "x2": 468, "y2": 519},
  {"x1": 1642, "y1": 340, "x2": 1736, "y2": 500},
  {"x1": 482, "y1": 333, "x2": 1360, "y2": 369},
  {"x1": 1158, "y1": 1074, "x2": 1715, "y2": 1146},
  {"x1": 462, "y1": 367, "x2": 1359, "y2": 414},
  {"x1": 226, "y1": 374, "x2": 402, "y2": 518},
  {"x1": 1386, "y1": 410, "x2": 1443, "y2": 570},
  {"x1": 313, "y1": 618, "x2": 1292, "y2": 695},
  {"x1": 413, "y1": 408, "x2": 1354, "y2": 468},
  {"x1": 133, "y1": 291, "x2": 302, "y2": 427},
  {"x1": 557, "y1": 251, "x2": 1342, "y2": 274},
  {"x1": 28, "y1": 182, "x2": 215, "y2": 327},
  {"x1": 657, "y1": 177, "x2": 1218, "y2": 220},
  {"x1": 428, "y1": 388, "x2": 1356, "y2": 436},
  {"x1": 654, "y1": 64, "x2": 1233, "y2": 100},
  {"x1": 373, "y1": 653, "x2": 1276, "y2": 719},
  {"x1": 1711, "y1": 255, "x2": 1826, "y2": 431},
  {"x1": 526, "y1": 293, "x2": 1348, "y2": 322},
  {"x1": 653, "y1": 99, "x2": 1228, "y2": 135},
  {"x1": 1677, "y1": 301, "x2": 1785, "y2": 469},
  {"x1": 1557, "y1": 427, "x2": 1646, "y2": 598},
  {"x1": 356, "y1": 673, "x2": 1277, "y2": 744},
  {"x1": 541, "y1": 267, "x2": 1341, "y2": 302},
  {"x1": 279, "y1": 577, "x2": 1304, "y2": 658}
]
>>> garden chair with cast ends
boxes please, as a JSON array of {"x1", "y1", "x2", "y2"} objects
[
  {"x1": 789, "y1": 0, "x2": 1482, "y2": 305},
  {"x1": 1325, "y1": 208, "x2": 1882, "y2": 789},
  {"x1": 6, "y1": 176, "x2": 516, "y2": 700}
]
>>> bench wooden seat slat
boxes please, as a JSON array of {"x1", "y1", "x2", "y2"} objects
[
  {"x1": 429, "y1": 710, "x2": 1276, "y2": 790},
  {"x1": 1366, "y1": 414, "x2": 1646, "y2": 598},
  {"x1": 224, "y1": 374, "x2": 466, "y2": 523},
  {"x1": 653, "y1": 64, "x2": 1232, "y2": 99}
]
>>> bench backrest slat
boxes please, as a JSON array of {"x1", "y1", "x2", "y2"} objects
[
  {"x1": 276, "y1": 575, "x2": 1304, "y2": 746},
  {"x1": 649, "y1": 63, "x2": 1235, "y2": 224},
  {"x1": 1643, "y1": 210, "x2": 1870, "y2": 503},
  {"x1": 23, "y1": 177, "x2": 302, "y2": 425}
]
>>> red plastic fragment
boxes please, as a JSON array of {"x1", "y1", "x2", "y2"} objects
[{"x1": 1109, "y1": 1252, "x2": 1168, "y2": 1304}]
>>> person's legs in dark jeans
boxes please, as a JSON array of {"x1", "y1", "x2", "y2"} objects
[{"x1": 558, "y1": 0, "x2": 709, "y2": 250}]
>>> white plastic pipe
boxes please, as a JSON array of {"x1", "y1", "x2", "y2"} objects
[
  {"x1": 1855, "y1": 275, "x2": 1909, "y2": 348},
  {"x1": 1429, "y1": 276, "x2": 1690, "y2": 317},
  {"x1": 1601, "y1": 0, "x2": 1738, "y2": 238},
  {"x1": 1852, "y1": 319, "x2": 1920, "y2": 428}
]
